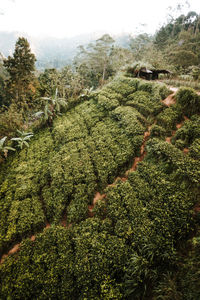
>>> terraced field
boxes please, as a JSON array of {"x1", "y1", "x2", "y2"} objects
[{"x1": 0, "y1": 76, "x2": 200, "y2": 299}]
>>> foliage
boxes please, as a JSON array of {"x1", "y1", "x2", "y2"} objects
[
  {"x1": 175, "y1": 87, "x2": 200, "y2": 116},
  {"x1": 0, "y1": 75, "x2": 200, "y2": 299},
  {"x1": 38, "y1": 66, "x2": 84, "y2": 99},
  {"x1": 169, "y1": 50, "x2": 198, "y2": 68},
  {"x1": 150, "y1": 124, "x2": 167, "y2": 139},
  {"x1": 129, "y1": 34, "x2": 153, "y2": 61},
  {"x1": 154, "y1": 11, "x2": 200, "y2": 71},
  {"x1": 156, "y1": 104, "x2": 183, "y2": 134},
  {"x1": 189, "y1": 138, "x2": 200, "y2": 160},
  {"x1": 0, "y1": 136, "x2": 15, "y2": 159},
  {"x1": 0, "y1": 103, "x2": 25, "y2": 138},
  {"x1": 74, "y1": 34, "x2": 115, "y2": 88},
  {"x1": 171, "y1": 115, "x2": 200, "y2": 148},
  {"x1": 3, "y1": 37, "x2": 38, "y2": 108},
  {"x1": 0, "y1": 226, "x2": 75, "y2": 299},
  {"x1": 11, "y1": 130, "x2": 33, "y2": 149},
  {"x1": 37, "y1": 89, "x2": 68, "y2": 125}
]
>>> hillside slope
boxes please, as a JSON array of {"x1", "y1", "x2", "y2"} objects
[{"x1": 0, "y1": 76, "x2": 200, "y2": 299}]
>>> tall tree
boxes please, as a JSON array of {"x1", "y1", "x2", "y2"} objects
[
  {"x1": 0, "y1": 53, "x2": 8, "y2": 107},
  {"x1": 3, "y1": 37, "x2": 37, "y2": 108},
  {"x1": 74, "y1": 34, "x2": 115, "y2": 87},
  {"x1": 129, "y1": 33, "x2": 153, "y2": 60}
]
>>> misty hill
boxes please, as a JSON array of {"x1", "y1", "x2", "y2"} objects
[{"x1": 0, "y1": 31, "x2": 131, "y2": 69}]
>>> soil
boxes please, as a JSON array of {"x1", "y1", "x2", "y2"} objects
[
  {"x1": 183, "y1": 148, "x2": 189, "y2": 154},
  {"x1": 89, "y1": 126, "x2": 151, "y2": 216},
  {"x1": 0, "y1": 86, "x2": 192, "y2": 264},
  {"x1": 61, "y1": 212, "x2": 67, "y2": 227},
  {"x1": 163, "y1": 93, "x2": 176, "y2": 106},
  {"x1": 0, "y1": 243, "x2": 20, "y2": 264},
  {"x1": 162, "y1": 87, "x2": 178, "y2": 106}
]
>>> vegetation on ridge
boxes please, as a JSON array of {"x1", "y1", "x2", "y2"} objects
[{"x1": 0, "y1": 9, "x2": 200, "y2": 299}]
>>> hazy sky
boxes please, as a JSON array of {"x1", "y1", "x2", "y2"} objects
[{"x1": 0, "y1": 0, "x2": 200, "y2": 38}]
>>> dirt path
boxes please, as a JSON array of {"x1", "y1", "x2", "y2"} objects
[
  {"x1": 89, "y1": 126, "x2": 152, "y2": 215},
  {"x1": 163, "y1": 92, "x2": 176, "y2": 106},
  {"x1": 0, "y1": 87, "x2": 192, "y2": 264},
  {"x1": 165, "y1": 116, "x2": 189, "y2": 144},
  {"x1": 90, "y1": 86, "x2": 190, "y2": 213},
  {"x1": 0, "y1": 222, "x2": 51, "y2": 264}
]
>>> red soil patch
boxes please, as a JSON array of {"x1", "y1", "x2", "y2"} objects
[
  {"x1": 176, "y1": 122, "x2": 183, "y2": 129},
  {"x1": 129, "y1": 156, "x2": 143, "y2": 173},
  {"x1": 0, "y1": 243, "x2": 20, "y2": 264},
  {"x1": 93, "y1": 192, "x2": 106, "y2": 205},
  {"x1": 163, "y1": 93, "x2": 176, "y2": 106},
  {"x1": 90, "y1": 128, "x2": 151, "y2": 215},
  {"x1": 194, "y1": 203, "x2": 200, "y2": 214},
  {"x1": 183, "y1": 148, "x2": 189, "y2": 154},
  {"x1": 165, "y1": 137, "x2": 172, "y2": 143},
  {"x1": 61, "y1": 212, "x2": 67, "y2": 227}
]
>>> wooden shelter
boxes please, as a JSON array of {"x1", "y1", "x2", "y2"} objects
[
  {"x1": 126, "y1": 64, "x2": 171, "y2": 80},
  {"x1": 136, "y1": 68, "x2": 171, "y2": 80}
]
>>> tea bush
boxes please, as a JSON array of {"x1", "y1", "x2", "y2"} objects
[
  {"x1": 156, "y1": 104, "x2": 183, "y2": 134},
  {"x1": 175, "y1": 87, "x2": 200, "y2": 116},
  {"x1": 150, "y1": 124, "x2": 167, "y2": 139},
  {"x1": 1, "y1": 76, "x2": 199, "y2": 299},
  {"x1": 172, "y1": 115, "x2": 200, "y2": 148},
  {"x1": 0, "y1": 76, "x2": 148, "y2": 250},
  {"x1": 189, "y1": 138, "x2": 200, "y2": 160}
]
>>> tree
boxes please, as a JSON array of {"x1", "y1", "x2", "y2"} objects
[
  {"x1": 169, "y1": 49, "x2": 198, "y2": 69},
  {"x1": 3, "y1": 37, "x2": 37, "y2": 108},
  {"x1": 38, "y1": 66, "x2": 84, "y2": 99},
  {"x1": 38, "y1": 68, "x2": 59, "y2": 97},
  {"x1": 74, "y1": 34, "x2": 115, "y2": 88},
  {"x1": 0, "y1": 53, "x2": 8, "y2": 107},
  {"x1": 129, "y1": 33, "x2": 153, "y2": 60}
]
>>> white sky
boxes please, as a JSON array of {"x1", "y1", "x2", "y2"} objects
[{"x1": 0, "y1": 0, "x2": 200, "y2": 38}]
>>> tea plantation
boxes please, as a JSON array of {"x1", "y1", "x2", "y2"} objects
[{"x1": 0, "y1": 76, "x2": 200, "y2": 299}]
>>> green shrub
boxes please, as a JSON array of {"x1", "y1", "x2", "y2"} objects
[
  {"x1": 175, "y1": 87, "x2": 200, "y2": 116},
  {"x1": 150, "y1": 124, "x2": 167, "y2": 139},
  {"x1": 172, "y1": 115, "x2": 200, "y2": 147},
  {"x1": 0, "y1": 226, "x2": 75, "y2": 299},
  {"x1": 189, "y1": 138, "x2": 200, "y2": 160},
  {"x1": 157, "y1": 84, "x2": 172, "y2": 100},
  {"x1": 156, "y1": 104, "x2": 183, "y2": 134},
  {"x1": 73, "y1": 218, "x2": 127, "y2": 298},
  {"x1": 174, "y1": 139, "x2": 186, "y2": 150},
  {"x1": 138, "y1": 81, "x2": 154, "y2": 93},
  {"x1": 97, "y1": 94, "x2": 119, "y2": 111}
]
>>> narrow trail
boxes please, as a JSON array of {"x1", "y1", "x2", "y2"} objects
[
  {"x1": 163, "y1": 94, "x2": 175, "y2": 106},
  {"x1": 0, "y1": 222, "x2": 51, "y2": 264},
  {"x1": 89, "y1": 126, "x2": 152, "y2": 216},
  {"x1": 162, "y1": 86, "x2": 180, "y2": 107},
  {"x1": 165, "y1": 116, "x2": 189, "y2": 144},
  {"x1": 0, "y1": 87, "x2": 192, "y2": 264}
]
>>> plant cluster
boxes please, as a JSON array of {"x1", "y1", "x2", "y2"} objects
[
  {"x1": 171, "y1": 115, "x2": 200, "y2": 149},
  {"x1": 0, "y1": 76, "x2": 148, "y2": 252},
  {"x1": 0, "y1": 76, "x2": 200, "y2": 299}
]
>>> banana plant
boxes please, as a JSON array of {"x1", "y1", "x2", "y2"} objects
[
  {"x1": 51, "y1": 88, "x2": 68, "y2": 113},
  {"x1": 11, "y1": 130, "x2": 34, "y2": 149},
  {"x1": 79, "y1": 87, "x2": 94, "y2": 99},
  {"x1": 35, "y1": 88, "x2": 68, "y2": 124},
  {"x1": 0, "y1": 136, "x2": 16, "y2": 158}
]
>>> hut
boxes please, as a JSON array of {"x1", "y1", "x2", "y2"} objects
[{"x1": 126, "y1": 62, "x2": 171, "y2": 80}]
